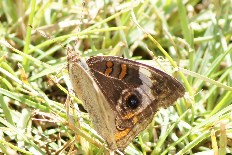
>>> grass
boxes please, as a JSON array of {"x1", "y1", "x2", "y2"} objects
[{"x1": 0, "y1": 0, "x2": 232, "y2": 155}]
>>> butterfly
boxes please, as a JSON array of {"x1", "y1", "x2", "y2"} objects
[{"x1": 68, "y1": 52, "x2": 185, "y2": 150}]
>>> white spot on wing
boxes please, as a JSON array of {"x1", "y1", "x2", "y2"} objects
[
  {"x1": 136, "y1": 67, "x2": 157, "y2": 113},
  {"x1": 139, "y1": 67, "x2": 152, "y2": 78}
]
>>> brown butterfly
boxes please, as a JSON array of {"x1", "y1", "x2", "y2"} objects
[{"x1": 68, "y1": 52, "x2": 185, "y2": 150}]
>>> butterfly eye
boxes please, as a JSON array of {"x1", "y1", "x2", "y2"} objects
[{"x1": 126, "y1": 94, "x2": 140, "y2": 109}]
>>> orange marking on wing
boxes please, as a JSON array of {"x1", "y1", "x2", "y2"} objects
[
  {"x1": 115, "y1": 128, "x2": 130, "y2": 141},
  {"x1": 105, "y1": 68, "x2": 112, "y2": 76},
  {"x1": 122, "y1": 112, "x2": 135, "y2": 119},
  {"x1": 133, "y1": 116, "x2": 138, "y2": 124},
  {"x1": 105, "y1": 61, "x2": 114, "y2": 75},
  {"x1": 119, "y1": 64, "x2": 127, "y2": 79},
  {"x1": 122, "y1": 113, "x2": 138, "y2": 124},
  {"x1": 106, "y1": 61, "x2": 113, "y2": 67}
]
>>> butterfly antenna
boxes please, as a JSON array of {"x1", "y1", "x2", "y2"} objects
[
  {"x1": 29, "y1": 1, "x2": 87, "y2": 70},
  {"x1": 28, "y1": 24, "x2": 75, "y2": 53},
  {"x1": 74, "y1": 1, "x2": 86, "y2": 53}
]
